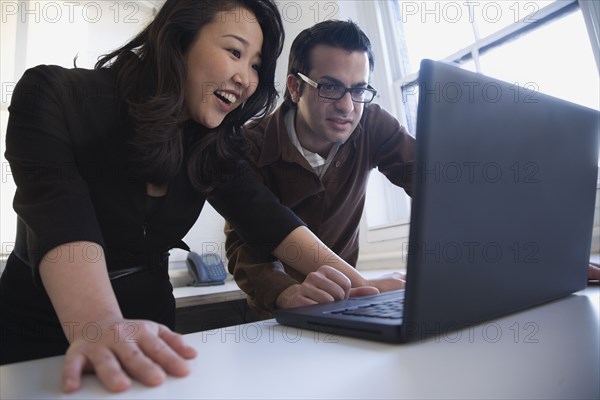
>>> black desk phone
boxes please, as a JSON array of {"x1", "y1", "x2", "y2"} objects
[{"x1": 186, "y1": 252, "x2": 227, "y2": 286}]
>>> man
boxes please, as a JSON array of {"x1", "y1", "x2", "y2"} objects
[{"x1": 225, "y1": 20, "x2": 414, "y2": 317}]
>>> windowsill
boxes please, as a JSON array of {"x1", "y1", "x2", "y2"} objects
[
  {"x1": 366, "y1": 222, "x2": 410, "y2": 243},
  {"x1": 367, "y1": 221, "x2": 410, "y2": 231}
]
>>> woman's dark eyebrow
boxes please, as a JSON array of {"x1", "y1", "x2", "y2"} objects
[{"x1": 320, "y1": 75, "x2": 368, "y2": 88}]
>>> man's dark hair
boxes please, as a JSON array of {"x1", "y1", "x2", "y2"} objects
[{"x1": 284, "y1": 20, "x2": 375, "y2": 105}]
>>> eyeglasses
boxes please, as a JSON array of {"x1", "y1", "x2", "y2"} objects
[{"x1": 296, "y1": 72, "x2": 377, "y2": 103}]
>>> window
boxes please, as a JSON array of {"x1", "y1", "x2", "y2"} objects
[{"x1": 364, "y1": 0, "x2": 599, "y2": 235}]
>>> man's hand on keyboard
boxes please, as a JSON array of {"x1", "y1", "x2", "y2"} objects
[
  {"x1": 365, "y1": 272, "x2": 406, "y2": 293},
  {"x1": 589, "y1": 263, "x2": 600, "y2": 283},
  {"x1": 275, "y1": 265, "x2": 379, "y2": 309}
]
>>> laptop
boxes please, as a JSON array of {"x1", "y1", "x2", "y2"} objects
[{"x1": 274, "y1": 59, "x2": 600, "y2": 343}]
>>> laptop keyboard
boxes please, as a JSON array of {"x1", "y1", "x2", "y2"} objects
[{"x1": 327, "y1": 298, "x2": 404, "y2": 319}]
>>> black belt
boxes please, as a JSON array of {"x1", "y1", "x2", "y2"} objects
[
  {"x1": 13, "y1": 217, "x2": 188, "y2": 281},
  {"x1": 106, "y1": 250, "x2": 170, "y2": 280},
  {"x1": 108, "y1": 266, "x2": 148, "y2": 280},
  {"x1": 106, "y1": 240, "x2": 190, "y2": 280}
]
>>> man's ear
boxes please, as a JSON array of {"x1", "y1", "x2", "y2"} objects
[{"x1": 287, "y1": 74, "x2": 301, "y2": 103}]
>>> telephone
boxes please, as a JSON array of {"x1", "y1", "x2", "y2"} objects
[{"x1": 186, "y1": 252, "x2": 227, "y2": 286}]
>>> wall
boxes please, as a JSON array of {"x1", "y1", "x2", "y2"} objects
[
  {"x1": 0, "y1": 1, "x2": 359, "y2": 271},
  {"x1": 178, "y1": 0, "x2": 412, "y2": 272},
  {"x1": 173, "y1": 0, "x2": 361, "y2": 267},
  {"x1": 0, "y1": 1, "x2": 159, "y2": 265},
  {"x1": 2, "y1": 1, "x2": 596, "y2": 276}
]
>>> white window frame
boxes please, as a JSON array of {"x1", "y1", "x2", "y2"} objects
[{"x1": 358, "y1": 0, "x2": 599, "y2": 246}]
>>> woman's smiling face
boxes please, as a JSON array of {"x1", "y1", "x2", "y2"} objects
[{"x1": 183, "y1": 8, "x2": 263, "y2": 129}]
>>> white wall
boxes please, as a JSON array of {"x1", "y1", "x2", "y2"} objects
[
  {"x1": 0, "y1": 1, "x2": 158, "y2": 261},
  {"x1": 177, "y1": 1, "x2": 404, "y2": 271},
  {"x1": 4, "y1": 1, "x2": 594, "y2": 275},
  {"x1": 175, "y1": 1, "x2": 361, "y2": 265},
  {"x1": 0, "y1": 1, "x2": 428, "y2": 273},
  {"x1": 1, "y1": 3, "x2": 19, "y2": 260},
  {"x1": 0, "y1": 1, "x2": 359, "y2": 267}
]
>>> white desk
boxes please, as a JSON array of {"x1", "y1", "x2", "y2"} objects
[{"x1": 2, "y1": 286, "x2": 598, "y2": 399}]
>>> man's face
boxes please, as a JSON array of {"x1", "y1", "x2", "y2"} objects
[{"x1": 288, "y1": 45, "x2": 370, "y2": 156}]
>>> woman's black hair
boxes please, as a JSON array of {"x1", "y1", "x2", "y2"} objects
[
  {"x1": 96, "y1": 0, "x2": 284, "y2": 191},
  {"x1": 283, "y1": 20, "x2": 374, "y2": 105}
]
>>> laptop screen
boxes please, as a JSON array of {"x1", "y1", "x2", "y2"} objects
[{"x1": 403, "y1": 59, "x2": 599, "y2": 330}]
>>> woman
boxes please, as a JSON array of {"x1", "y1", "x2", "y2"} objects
[{"x1": 0, "y1": 0, "x2": 401, "y2": 393}]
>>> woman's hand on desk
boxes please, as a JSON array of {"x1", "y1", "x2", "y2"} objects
[
  {"x1": 38, "y1": 242, "x2": 197, "y2": 393},
  {"x1": 275, "y1": 265, "x2": 380, "y2": 309},
  {"x1": 62, "y1": 318, "x2": 197, "y2": 393}
]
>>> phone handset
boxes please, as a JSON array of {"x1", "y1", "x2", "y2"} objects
[{"x1": 186, "y1": 252, "x2": 227, "y2": 286}]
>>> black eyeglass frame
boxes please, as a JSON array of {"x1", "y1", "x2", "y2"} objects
[{"x1": 296, "y1": 72, "x2": 377, "y2": 103}]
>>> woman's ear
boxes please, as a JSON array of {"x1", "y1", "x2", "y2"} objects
[{"x1": 286, "y1": 74, "x2": 301, "y2": 103}]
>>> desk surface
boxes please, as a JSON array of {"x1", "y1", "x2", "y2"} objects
[{"x1": 2, "y1": 287, "x2": 599, "y2": 400}]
